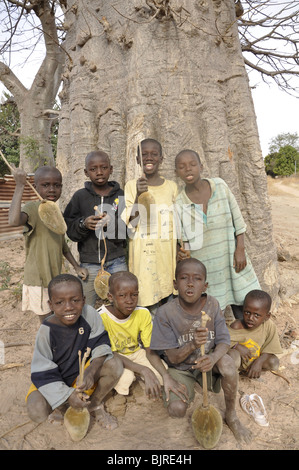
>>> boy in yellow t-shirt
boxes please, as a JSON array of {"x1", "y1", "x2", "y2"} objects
[
  {"x1": 228, "y1": 289, "x2": 282, "y2": 378},
  {"x1": 124, "y1": 139, "x2": 178, "y2": 314},
  {"x1": 97, "y1": 271, "x2": 186, "y2": 402}
]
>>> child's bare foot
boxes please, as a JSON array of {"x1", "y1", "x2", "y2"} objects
[
  {"x1": 92, "y1": 403, "x2": 118, "y2": 430},
  {"x1": 225, "y1": 413, "x2": 252, "y2": 444},
  {"x1": 48, "y1": 408, "x2": 64, "y2": 424}
]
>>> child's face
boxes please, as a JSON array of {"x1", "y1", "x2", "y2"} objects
[
  {"x1": 35, "y1": 171, "x2": 62, "y2": 202},
  {"x1": 48, "y1": 281, "x2": 85, "y2": 327},
  {"x1": 137, "y1": 141, "x2": 162, "y2": 176},
  {"x1": 175, "y1": 151, "x2": 203, "y2": 185},
  {"x1": 174, "y1": 262, "x2": 208, "y2": 306},
  {"x1": 108, "y1": 279, "x2": 139, "y2": 320},
  {"x1": 242, "y1": 297, "x2": 270, "y2": 330},
  {"x1": 84, "y1": 154, "x2": 113, "y2": 188}
]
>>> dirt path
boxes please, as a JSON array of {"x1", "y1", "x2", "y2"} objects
[{"x1": 0, "y1": 177, "x2": 298, "y2": 452}]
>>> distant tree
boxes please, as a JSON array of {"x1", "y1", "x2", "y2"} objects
[
  {"x1": 269, "y1": 132, "x2": 299, "y2": 154},
  {"x1": 265, "y1": 144, "x2": 299, "y2": 176},
  {"x1": 0, "y1": 92, "x2": 20, "y2": 176},
  {"x1": 273, "y1": 145, "x2": 299, "y2": 176}
]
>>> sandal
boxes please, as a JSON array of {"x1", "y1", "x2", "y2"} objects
[{"x1": 240, "y1": 393, "x2": 269, "y2": 427}]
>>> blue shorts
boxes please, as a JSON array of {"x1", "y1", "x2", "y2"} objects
[{"x1": 81, "y1": 256, "x2": 127, "y2": 306}]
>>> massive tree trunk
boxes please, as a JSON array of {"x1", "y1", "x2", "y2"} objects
[{"x1": 57, "y1": 0, "x2": 279, "y2": 302}]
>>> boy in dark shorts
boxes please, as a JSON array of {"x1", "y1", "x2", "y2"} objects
[
  {"x1": 150, "y1": 258, "x2": 252, "y2": 444},
  {"x1": 26, "y1": 274, "x2": 123, "y2": 430}
]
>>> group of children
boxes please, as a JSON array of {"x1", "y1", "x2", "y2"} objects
[{"x1": 9, "y1": 139, "x2": 282, "y2": 444}]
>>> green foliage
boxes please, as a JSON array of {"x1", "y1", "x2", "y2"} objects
[
  {"x1": 265, "y1": 132, "x2": 299, "y2": 176},
  {"x1": 265, "y1": 145, "x2": 299, "y2": 176},
  {"x1": 0, "y1": 92, "x2": 60, "y2": 175},
  {"x1": 273, "y1": 145, "x2": 299, "y2": 176},
  {"x1": 0, "y1": 94, "x2": 20, "y2": 176}
]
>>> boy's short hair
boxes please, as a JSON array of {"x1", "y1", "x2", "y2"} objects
[
  {"x1": 175, "y1": 149, "x2": 201, "y2": 167},
  {"x1": 34, "y1": 166, "x2": 62, "y2": 183},
  {"x1": 137, "y1": 139, "x2": 162, "y2": 156},
  {"x1": 175, "y1": 258, "x2": 207, "y2": 280},
  {"x1": 85, "y1": 150, "x2": 110, "y2": 166},
  {"x1": 109, "y1": 271, "x2": 138, "y2": 293},
  {"x1": 48, "y1": 274, "x2": 83, "y2": 299},
  {"x1": 244, "y1": 289, "x2": 272, "y2": 312}
]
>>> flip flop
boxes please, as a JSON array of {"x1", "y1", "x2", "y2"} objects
[{"x1": 240, "y1": 393, "x2": 269, "y2": 427}]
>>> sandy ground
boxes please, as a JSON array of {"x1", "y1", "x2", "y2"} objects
[{"x1": 0, "y1": 176, "x2": 298, "y2": 452}]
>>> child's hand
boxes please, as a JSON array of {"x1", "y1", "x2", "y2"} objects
[
  {"x1": 12, "y1": 167, "x2": 27, "y2": 186},
  {"x1": 136, "y1": 176, "x2": 148, "y2": 196},
  {"x1": 177, "y1": 246, "x2": 191, "y2": 261},
  {"x1": 163, "y1": 373, "x2": 189, "y2": 404},
  {"x1": 75, "y1": 265, "x2": 89, "y2": 281},
  {"x1": 246, "y1": 358, "x2": 263, "y2": 379},
  {"x1": 68, "y1": 389, "x2": 90, "y2": 409},
  {"x1": 76, "y1": 366, "x2": 95, "y2": 393},
  {"x1": 141, "y1": 367, "x2": 162, "y2": 400},
  {"x1": 84, "y1": 215, "x2": 102, "y2": 231},
  {"x1": 192, "y1": 327, "x2": 208, "y2": 348},
  {"x1": 236, "y1": 344, "x2": 252, "y2": 361},
  {"x1": 233, "y1": 246, "x2": 247, "y2": 273},
  {"x1": 193, "y1": 354, "x2": 213, "y2": 372},
  {"x1": 95, "y1": 213, "x2": 110, "y2": 230}
]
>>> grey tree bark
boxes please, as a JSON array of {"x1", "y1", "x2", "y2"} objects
[{"x1": 57, "y1": 0, "x2": 279, "y2": 302}]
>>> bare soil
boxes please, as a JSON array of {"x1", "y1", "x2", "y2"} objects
[{"x1": 0, "y1": 176, "x2": 298, "y2": 451}]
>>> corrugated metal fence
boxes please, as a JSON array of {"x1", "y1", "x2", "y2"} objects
[{"x1": 0, "y1": 174, "x2": 39, "y2": 241}]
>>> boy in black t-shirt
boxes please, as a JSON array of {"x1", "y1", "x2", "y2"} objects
[{"x1": 64, "y1": 151, "x2": 127, "y2": 306}]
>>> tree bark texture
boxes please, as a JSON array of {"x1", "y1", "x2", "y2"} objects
[{"x1": 57, "y1": 0, "x2": 279, "y2": 302}]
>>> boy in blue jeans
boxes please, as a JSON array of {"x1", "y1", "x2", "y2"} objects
[{"x1": 64, "y1": 151, "x2": 127, "y2": 306}]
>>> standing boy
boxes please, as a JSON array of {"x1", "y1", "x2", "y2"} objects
[
  {"x1": 150, "y1": 258, "x2": 252, "y2": 444},
  {"x1": 124, "y1": 139, "x2": 178, "y2": 314},
  {"x1": 64, "y1": 151, "x2": 127, "y2": 307},
  {"x1": 9, "y1": 166, "x2": 87, "y2": 323},
  {"x1": 175, "y1": 149, "x2": 260, "y2": 319},
  {"x1": 26, "y1": 273, "x2": 123, "y2": 430}
]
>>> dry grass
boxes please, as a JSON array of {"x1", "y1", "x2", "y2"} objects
[{"x1": 267, "y1": 174, "x2": 299, "y2": 196}]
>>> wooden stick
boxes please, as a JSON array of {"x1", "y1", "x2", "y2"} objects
[
  {"x1": 200, "y1": 311, "x2": 211, "y2": 408},
  {"x1": 78, "y1": 348, "x2": 91, "y2": 387},
  {"x1": 78, "y1": 350, "x2": 83, "y2": 387},
  {"x1": 0, "y1": 149, "x2": 43, "y2": 201},
  {"x1": 0, "y1": 362, "x2": 25, "y2": 371},
  {"x1": 138, "y1": 141, "x2": 145, "y2": 177},
  {"x1": 4, "y1": 342, "x2": 31, "y2": 348}
]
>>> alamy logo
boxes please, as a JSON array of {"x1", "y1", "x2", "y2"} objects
[{"x1": 94, "y1": 197, "x2": 204, "y2": 250}]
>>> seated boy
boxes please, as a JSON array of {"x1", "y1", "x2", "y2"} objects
[
  {"x1": 150, "y1": 258, "x2": 252, "y2": 444},
  {"x1": 26, "y1": 274, "x2": 123, "y2": 430},
  {"x1": 227, "y1": 289, "x2": 282, "y2": 378},
  {"x1": 98, "y1": 271, "x2": 187, "y2": 401}
]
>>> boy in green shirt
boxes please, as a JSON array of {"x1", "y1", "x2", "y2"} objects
[{"x1": 9, "y1": 166, "x2": 87, "y2": 322}]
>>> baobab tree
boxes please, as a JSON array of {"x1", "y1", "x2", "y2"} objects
[{"x1": 1, "y1": 0, "x2": 299, "y2": 303}]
